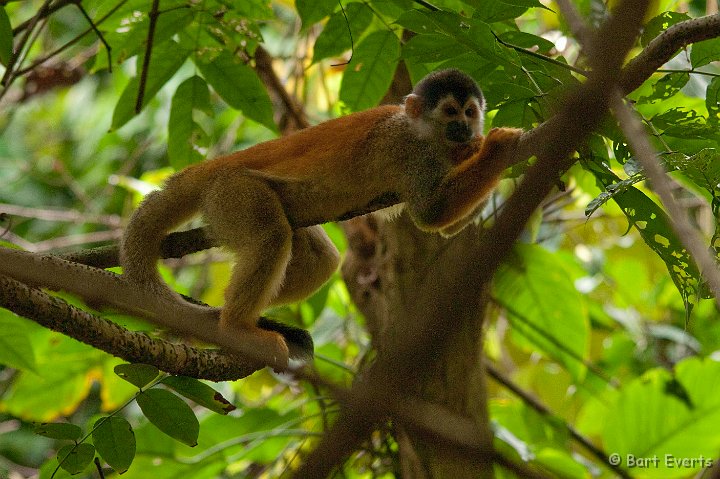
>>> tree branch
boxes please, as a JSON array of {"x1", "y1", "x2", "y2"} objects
[
  {"x1": 0, "y1": 274, "x2": 261, "y2": 381},
  {"x1": 621, "y1": 13, "x2": 720, "y2": 94}
]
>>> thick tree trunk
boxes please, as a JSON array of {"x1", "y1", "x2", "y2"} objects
[{"x1": 342, "y1": 214, "x2": 494, "y2": 478}]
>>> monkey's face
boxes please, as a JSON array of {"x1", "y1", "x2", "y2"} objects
[{"x1": 433, "y1": 96, "x2": 483, "y2": 145}]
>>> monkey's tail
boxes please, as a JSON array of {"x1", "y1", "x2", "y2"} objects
[{"x1": 120, "y1": 166, "x2": 209, "y2": 291}]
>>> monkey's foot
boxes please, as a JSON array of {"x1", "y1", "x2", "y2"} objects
[
  {"x1": 216, "y1": 322, "x2": 290, "y2": 369},
  {"x1": 258, "y1": 317, "x2": 314, "y2": 361}
]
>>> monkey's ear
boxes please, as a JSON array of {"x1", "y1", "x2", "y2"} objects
[{"x1": 404, "y1": 93, "x2": 424, "y2": 119}]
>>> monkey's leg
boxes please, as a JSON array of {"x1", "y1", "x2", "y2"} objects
[
  {"x1": 270, "y1": 225, "x2": 340, "y2": 306},
  {"x1": 203, "y1": 175, "x2": 293, "y2": 363}
]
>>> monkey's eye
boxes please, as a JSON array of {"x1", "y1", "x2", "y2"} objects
[
  {"x1": 465, "y1": 107, "x2": 475, "y2": 117},
  {"x1": 443, "y1": 106, "x2": 458, "y2": 116}
]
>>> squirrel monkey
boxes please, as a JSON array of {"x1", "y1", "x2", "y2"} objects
[{"x1": 0, "y1": 69, "x2": 522, "y2": 367}]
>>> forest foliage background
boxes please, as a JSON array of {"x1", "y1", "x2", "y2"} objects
[{"x1": 1, "y1": 0, "x2": 720, "y2": 478}]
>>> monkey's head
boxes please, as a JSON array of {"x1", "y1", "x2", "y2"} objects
[{"x1": 404, "y1": 69, "x2": 485, "y2": 146}]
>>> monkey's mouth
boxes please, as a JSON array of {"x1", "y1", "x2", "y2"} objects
[{"x1": 446, "y1": 121, "x2": 473, "y2": 143}]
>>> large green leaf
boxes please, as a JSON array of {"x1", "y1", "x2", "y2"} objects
[
  {"x1": 0, "y1": 337, "x2": 105, "y2": 422},
  {"x1": 0, "y1": 312, "x2": 37, "y2": 372},
  {"x1": 295, "y1": 0, "x2": 336, "y2": 28},
  {"x1": 638, "y1": 72, "x2": 690, "y2": 105},
  {"x1": 92, "y1": 5, "x2": 193, "y2": 72},
  {"x1": 603, "y1": 358, "x2": 720, "y2": 478},
  {"x1": 691, "y1": 38, "x2": 720, "y2": 69},
  {"x1": 339, "y1": 30, "x2": 400, "y2": 112},
  {"x1": 650, "y1": 108, "x2": 717, "y2": 140},
  {"x1": 468, "y1": 0, "x2": 546, "y2": 23},
  {"x1": 640, "y1": 11, "x2": 691, "y2": 47},
  {"x1": 114, "y1": 363, "x2": 160, "y2": 389},
  {"x1": 493, "y1": 244, "x2": 589, "y2": 379},
  {"x1": 57, "y1": 443, "x2": 95, "y2": 475},
  {"x1": 163, "y1": 376, "x2": 237, "y2": 415},
  {"x1": 587, "y1": 163, "x2": 702, "y2": 312},
  {"x1": 312, "y1": 2, "x2": 373, "y2": 63},
  {"x1": 401, "y1": 34, "x2": 469, "y2": 65},
  {"x1": 137, "y1": 389, "x2": 199, "y2": 447},
  {"x1": 111, "y1": 40, "x2": 190, "y2": 130},
  {"x1": 93, "y1": 417, "x2": 136, "y2": 474},
  {"x1": 664, "y1": 149, "x2": 720, "y2": 199},
  {"x1": 396, "y1": 9, "x2": 513, "y2": 67},
  {"x1": 706, "y1": 77, "x2": 720, "y2": 125},
  {"x1": 35, "y1": 423, "x2": 82, "y2": 441},
  {"x1": 196, "y1": 51, "x2": 276, "y2": 131},
  {"x1": 168, "y1": 75, "x2": 211, "y2": 168}
]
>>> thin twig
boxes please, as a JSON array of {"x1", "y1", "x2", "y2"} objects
[
  {"x1": 485, "y1": 363, "x2": 631, "y2": 478},
  {"x1": 14, "y1": 0, "x2": 128, "y2": 78},
  {"x1": 0, "y1": 203, "x2": 122, "y2": 226},
  {"x1": 135, "y1": 0, "x2": 160, "y2": 113},
  {"x1": 0, "y1": 0, "x2": 53, "y2": 90},
  {"x1": 72, "y1": 0, "x2": 112, "y2": 72}
]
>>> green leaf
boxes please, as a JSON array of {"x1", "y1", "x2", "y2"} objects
[
  {"x1": 111, "y1": 40, "x2": 189, "y2": 130},
  {"x1": 585, "y1": 175, "x2": 645, "y2": 217},
  {"x1": 396, "y1": 10, "x2": 509, "y2": 67},
  {"x1": 691, "y1": 38, "x2": 720, "y2": 69},
  {"x1": 163, "y1": 376, "x2": 237, "y2": 415},
  {"x1": 93, "y1": 417, "x2": 136, "y2": 473},
  {"x1": 35, "y1": 423, "x2": 82, "y2": 441},
  {"x1": 137, "y1": 389, "x2": 199, "y2": 447},
  {"x1": 168, "y1": 75, "x2": 211, "y2": 169},
  {"x1": 706, "y1": 77, "x2": 720, "y2": 125},
  {"x1": 640, "y1": 11, "x2": 691, "y2": 47},
  {"x1": 57, "y1": 443, "x2": 95, "y2": 475},
  {"x1": 469, "y1": 0, "x2": 545, "y2": 23},
  {"x1": 0, "y1": 313, "x2": 37, "y2": 372},
  {"x1": 339, "y1": 30, "x2": 400, "y2": 112},
  {"x1": 114, "y1": 363, "x2": 160, "y2": 388},
  {"x1": 588, "y1": 163, "x2": 702, "y2": 311},
  {"x1": 96, "y1": 7, "x2": 193, "y2": 70},
  {"x1": 196, "y1": 51, "x2": 276, "y2": 131},
  {"x1": 295, "y1": 0, "x2": 336, "y2": 28},
  {"x1": 498, "y1": 31, "x2": 555, "y2": 54},
  {"x1": 650, "y1": 107, "x2": 716, "y2": 140},
  {"x1": 604, "y1": 358, "x2": 720, "y2": 476},
  {"x1": 0, "y1": 6, "x2": 12, "y2": 67},
  {"x1": 402, "y1": 34, "x2": 469, "y2": 64},
  {"x1": 638, "y1": 72, "x2": 689, "y2": 104},
  {"x1": 0, "y1": 337, "x2": 105, "y2": 422},
  {"x1": 312, "y1": 2, "x2": 373, "y2": 63},
  {"x1": 493, "y1": 244, "x2": 589, "y2": 379},
  {"x1": 664, "y1": 149, "x2": 720, "y2": 197}
]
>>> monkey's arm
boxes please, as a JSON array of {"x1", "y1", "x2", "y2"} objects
[{"x1": 412, "y1": 127, "x2": 523, "y2": 231}]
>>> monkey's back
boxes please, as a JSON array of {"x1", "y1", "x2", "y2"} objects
[{"x1": 210, "y1": 105, "x2": 402, "y2": 178}]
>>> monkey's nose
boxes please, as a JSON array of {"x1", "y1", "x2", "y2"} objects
[{"x1": 446, "y1": 121, "x2": 472, "y2": 143}]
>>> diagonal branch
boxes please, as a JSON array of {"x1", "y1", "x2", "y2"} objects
[
  {"x1": 621, "y1": 13, "x2": 720, "y2": 94},
  {"x1": 0, "y1": 274, "x2": 262, "y2": 381},
  {"x1": 611, "y1": 93, "x2": 720, "y2": 306}
]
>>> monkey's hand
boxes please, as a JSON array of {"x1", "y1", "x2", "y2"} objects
[{"x1": 412, "y1": 127, "x2": 523, "y2": 231}]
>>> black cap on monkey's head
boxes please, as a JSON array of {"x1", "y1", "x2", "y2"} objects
[{"x1": 412, "y1": 69, "x2": 484, "y2": 111}]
